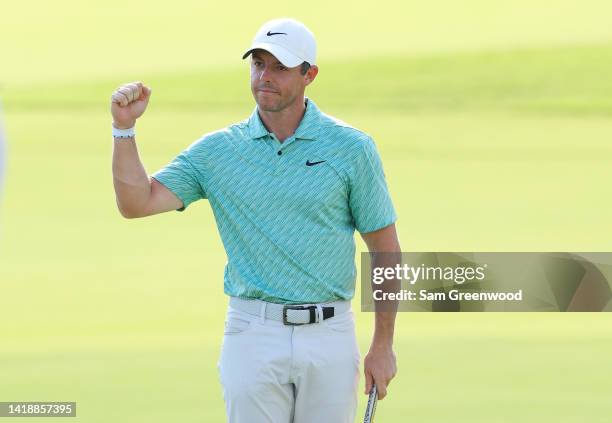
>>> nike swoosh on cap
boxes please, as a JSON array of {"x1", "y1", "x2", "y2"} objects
[{"x1": 266, "y1": 31, "x2": 288, "y2": 36}]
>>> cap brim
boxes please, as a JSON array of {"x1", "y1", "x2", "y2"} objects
[{"x1": 242, "y1": 42, "x2": 304, "y2": 68}]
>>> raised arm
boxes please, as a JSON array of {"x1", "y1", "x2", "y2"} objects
[{"x1": 110, "y1": 81, "x2": 183, "y2": 218}]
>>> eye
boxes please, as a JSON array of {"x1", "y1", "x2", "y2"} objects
[
  {"x1": 278, "y1": 65, "x2": 288, "y2": 71},
  {"x1": 253, "y1": 60, "x2": 263, "y2": 67}
]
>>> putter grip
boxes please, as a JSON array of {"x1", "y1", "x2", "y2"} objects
[{"x1": 363, "y1": 384, "x2": 378, "y2": 423}]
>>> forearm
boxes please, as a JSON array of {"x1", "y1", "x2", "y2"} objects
[
  {"x1": 112, "y1": 137, "x2": 151, "y2": 218},
  {"x1": 366, "y1": 229, "x2": 401, "y2": 349},
  {"x1": 363, "y1": 235, "x2": 401, "y2": 399},
  {"x1": 372, "y1": 309, "x2": 396, "y2": 349},
  {"x1": 371, "y1": 268, "x2": 399, "y2": 349}
]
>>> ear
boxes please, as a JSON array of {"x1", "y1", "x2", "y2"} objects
[{"x1": 304, "y1": 65, "x2": 319, "y2": 86}]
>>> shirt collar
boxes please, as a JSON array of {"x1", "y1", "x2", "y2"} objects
[{"x1": 248, "y1": 97, "x2": 321, "y2": 141}]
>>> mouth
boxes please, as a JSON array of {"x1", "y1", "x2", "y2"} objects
[{"x1": 258, "y1": 88, "x2": 279, "y2": 94}]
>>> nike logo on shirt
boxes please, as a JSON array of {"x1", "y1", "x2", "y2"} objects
[{"x1": 306, "y1": 160, "x2": 326, "y2": 166}]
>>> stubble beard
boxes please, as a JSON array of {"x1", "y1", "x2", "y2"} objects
[{"x1": 256, "y1": 90, "x2": 298, "y2": 113}]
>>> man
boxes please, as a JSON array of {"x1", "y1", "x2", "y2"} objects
[{"x1": 110, "y1": 17, "x2": 400, "y2": 423}]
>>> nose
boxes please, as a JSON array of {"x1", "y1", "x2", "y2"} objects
[{"x1": 259, "y1": 64, "x2": 272, "y2": 81}]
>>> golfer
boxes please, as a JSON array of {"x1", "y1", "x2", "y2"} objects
[{"x1": 110, "y1": 18, "x2": 400, "y2": 423}]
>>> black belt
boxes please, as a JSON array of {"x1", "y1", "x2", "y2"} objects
[{"x1": 282, "y1": 305, "x2": 335, "y2": 325}]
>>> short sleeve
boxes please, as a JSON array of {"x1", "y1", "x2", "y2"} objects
[
  {"x1": 151, "y1": 147, "x2": 206, "y2": 212},
  {"x1": 348, "y1": 137, "x2": 397, "y2": 233}
]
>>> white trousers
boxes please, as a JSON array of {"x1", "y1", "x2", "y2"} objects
[{"x1": 217, "y1": 301, "x2": 360, "y2": 423}]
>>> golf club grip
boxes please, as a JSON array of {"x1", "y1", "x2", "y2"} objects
[{"x1": 363, "y1": 384, "x2": 378, "y2": 423}]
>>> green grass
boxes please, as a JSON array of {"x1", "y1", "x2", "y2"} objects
[{"x1": 1, "y1": 1, "x2": 612, "y2": 421}]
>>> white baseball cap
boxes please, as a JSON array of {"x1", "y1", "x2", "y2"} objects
[{"x1": 242, "y1": 18, "x2": 317, "y2": 68}]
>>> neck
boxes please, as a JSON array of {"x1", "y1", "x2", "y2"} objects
[{"x1": 258, "y1": 97, "x2": 306, "y2": 142}]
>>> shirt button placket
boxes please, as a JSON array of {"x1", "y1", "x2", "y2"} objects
[
  {"x1": 274, "y1": 148, "x2": 283, "y2": 175},
  {"x1": 272, "y1": 135, "x2": 295, "y2": 175},
  {"x1": 267, "y1": 134, "x2": 281, "y2": 173}
]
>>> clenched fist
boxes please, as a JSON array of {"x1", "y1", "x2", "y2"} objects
[{"x1": 111, "y1": 81, "x2": 152, "y2": 129}]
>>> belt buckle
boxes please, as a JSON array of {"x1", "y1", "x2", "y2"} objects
[{"x1": 282, "y1": 305, "x2": 316, "y2": 326}]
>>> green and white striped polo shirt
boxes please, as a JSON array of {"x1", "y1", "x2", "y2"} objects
[{"x1": 152, "y1": 97, "x2": 396, "y2": 304}]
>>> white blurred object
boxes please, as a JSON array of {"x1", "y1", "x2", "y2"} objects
[
  {"x1": 0, "y1": 99, "x2": 5, "y2": 200},
  {"x1": 0, "y1": 98, "x2": 4, "y2": 246}
]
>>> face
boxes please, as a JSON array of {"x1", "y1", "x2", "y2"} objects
[{"x1": 250, "y1": 49, "x2": 317, "y2": 112}]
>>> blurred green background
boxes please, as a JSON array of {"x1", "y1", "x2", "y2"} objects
[{"x1": 1, "y1": 0, "x2": 612, "y2": 422}]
